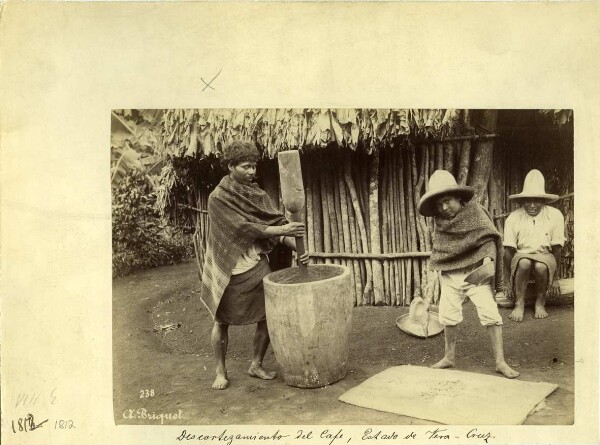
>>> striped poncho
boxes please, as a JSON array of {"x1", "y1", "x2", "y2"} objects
[{"x1": 200, "y1": 175, "x2": 287, "y2": 318}]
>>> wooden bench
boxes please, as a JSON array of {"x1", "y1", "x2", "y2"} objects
[{"x1": 523, "y1": 277, "x2": 574, "y2": 306}]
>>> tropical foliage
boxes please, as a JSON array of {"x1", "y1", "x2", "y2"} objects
[
  {"x1": 112, "y1": 170, "x2": 193, "y2": 277},
  {"x1": 111, "y1": 109, "x2": 193, "y2": 277}
]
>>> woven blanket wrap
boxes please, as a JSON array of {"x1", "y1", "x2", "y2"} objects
[
  {"x1": 200, "y1": 176, "x2": 287, "y2": 318},
  {"x1": 431, "y1": 201, "x2": 504, "y2": 292}
]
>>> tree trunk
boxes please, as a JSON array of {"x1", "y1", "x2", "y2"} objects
[
  {"x1": 428, "y1": 143, "x2": 436, "y2": 185},
  {"x1": 457, "y1": 139, "x2": 471, "y2": 186},
  {"x1": 403, "y1": 148, "x2": 419, "y2": 301},
  {"x1": 305, "y1": 159, "x2": 315, "y2": 257},
  {"x1": 311, "y1": 156, "x2": 324, "y2": 255},
  {"x1": 468, "y1": 139, "x2": 495, "y2": 205},
  {"x1": 489, "y1": 138, "x2": 505, "y2": 233},
  {"x1": 344, "y1": 157, "x2": 373, "y2": 305},
  {"x1": 391, "y1": 146, "x2": 403, "y2": 305},
  {"x1": 343, "y1": 168, "x2": 361, "y2": 306},
  {"x1": 338, "y1": 166, "x2": 356, "y2": 303},
  {"x1": 416, "y1": 144, "x2": 431, "y2": 251},
  {"x1": 325, "y1": 155, "x2": 340, "y2": 263},
  {"x1": 469, "y1": 110, "x2": 498, "y2": 204},
  {"x1": 319, "y1": 154, "x2": 332, "y2": 258},
  {"x1": 435, "y1": 142, "x2": 444, "y2": 170},
  {"x1": 443, "y1": 141, "x2": 455, "y2": 175},
  {"x1": 369, "y1": 150, "x2": 385, "y2": 305},
  {"x1": 381, "y1": 150, "x2": 391, "y2": 304},
  {"x1": 396, "y1": 145, "x2": 410, "y2": 304}
]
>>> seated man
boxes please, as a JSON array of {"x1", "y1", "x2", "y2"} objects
[{"x1": 503, "y1": 169, "x2": 565, "y2": 322}]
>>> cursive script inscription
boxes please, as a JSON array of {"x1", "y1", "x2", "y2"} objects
[
  {"x1": 363, "y1": 428, "x2": 399, "y2": 440},
  {"x1": 123, "y1": 408, "x2": 184, "y2": 424},
  {"x1": 320, "y1": 429, "x2": 345, "y2": 445},
  {"x1": 466, "y1": 428, "x2": 493, "y2": 443},
  {"x1": 15, "y1": 388, "x2": 57, "y2": 408},
  {"x1": 176, "y1": 429, "x2": 291, "y2": 445},
  {"x1": 425, "y1": 428, "x2": 450, "y2": 439}
]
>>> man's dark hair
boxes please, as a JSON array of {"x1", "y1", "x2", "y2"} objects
[{"x1": 221, "y1": 140, "x2": 259, "y2": 169}]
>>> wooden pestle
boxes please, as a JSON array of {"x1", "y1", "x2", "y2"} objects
[{"x1": 277, "y1": 150, "x2": 308, "y2": 273}]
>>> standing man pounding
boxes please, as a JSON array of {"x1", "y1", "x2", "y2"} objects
[
  {"x1": 503, "y1": 169, "x2": 565, "y2": 321},
  {"x1": 419, "y1": 170, "x2": 519, "y2": 379},
  {"x1": 200, "y1": 141, "x2": 309, "y2": 390}
]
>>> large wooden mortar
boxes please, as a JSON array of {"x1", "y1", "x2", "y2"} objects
[{"x1": 263, "y1": 264, "x2": 353, "y2": 388}]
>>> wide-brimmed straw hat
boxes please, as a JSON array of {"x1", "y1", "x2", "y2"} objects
[
  {"x1": 508, "y1": 169, "x2": 558, "y2": 203},
  {"x1": 396, "y1": 297, "x2": 444, "y2": 339},
  {"x1": 418, "y1": 170, "x2": 475, "y2": 217}
]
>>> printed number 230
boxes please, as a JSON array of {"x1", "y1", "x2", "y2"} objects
[{"x1": 139, "y1": 389, "x2": 155, "y2": 398}]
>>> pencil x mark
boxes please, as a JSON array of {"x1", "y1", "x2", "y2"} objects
[{"x1": 201, "y1": 68, "x2": 222, "y2": 91}]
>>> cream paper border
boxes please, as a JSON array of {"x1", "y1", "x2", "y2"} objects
[{"x1": 1, "y1": 2, "x2": 599, "y2": 444}]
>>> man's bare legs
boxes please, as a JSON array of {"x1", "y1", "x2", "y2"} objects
[
  {"x1": 509, "y1": 258, "x2": 532, "y2": 322},
  {"x1": 488, "y1": 324, "x2": 520, "y2": 378},
  {"x1": 211, "y1": 322, "x2": 230, "y2": 390},
  {"x1": 431, "y1": 325, "x2": 457, "y2": 369},
  {"x1": 248, "y1": 320, "x2": 277, "y2": 380},
  {"x1": 532, "y1": 262, "x2": 549, "y2": 319}
]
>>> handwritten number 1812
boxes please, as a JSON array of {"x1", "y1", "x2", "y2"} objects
[{"x1": 55, "y1": 420, "x2": 75, "y2": 429}]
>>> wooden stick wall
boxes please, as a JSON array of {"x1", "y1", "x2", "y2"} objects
[
  {"x1": 295, "y1": 140, "x2": 438, "y2": 306},
  {"x1": 191, "y1": 130, "x2": 573, "y2": 306},
  {"x1": 298, "y1": 136, "x2": 507, "y2": 306},
  {"x1": 193, "y1": 188, "x2": 209, "y2": 278}
]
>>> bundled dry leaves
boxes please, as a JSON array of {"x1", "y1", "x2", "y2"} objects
[{"x1": 160, "y1": 108, "x2": 462, "y2": 159}]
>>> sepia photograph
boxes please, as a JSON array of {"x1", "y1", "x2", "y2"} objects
[
  {"x1": 2, "y1": 2, "x2": 598, "y2": 444},
  {"x1": 112, "y1": 108, "x2": 574, "y2": 426}
]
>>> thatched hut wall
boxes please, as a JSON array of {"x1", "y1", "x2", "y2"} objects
[{"x1": 156, "y1": 108, "x2": 573, "y2": 306}]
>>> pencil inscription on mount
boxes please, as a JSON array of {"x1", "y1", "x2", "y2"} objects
[{"x1": 201, "y1": 68, "x2": 222, "y2": 91}]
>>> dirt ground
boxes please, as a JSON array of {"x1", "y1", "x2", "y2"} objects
[{"x1": 113, "y1": 261, "x2": 574, "y2": 426}]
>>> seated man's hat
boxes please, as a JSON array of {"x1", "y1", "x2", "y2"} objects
[
  {"x1": 508, "y1": 169, "x2": 558, "y2": 203},
  {"x1": 418, "y1": 170, "x2": 475, "y2": 217}
]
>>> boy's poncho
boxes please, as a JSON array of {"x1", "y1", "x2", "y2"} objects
[
  {"x1": 200, "y1": 176, "x2": 287, "y2": 318},
  {"x1": 430, "y1": 201, "x2": 504, "y2": 292}
]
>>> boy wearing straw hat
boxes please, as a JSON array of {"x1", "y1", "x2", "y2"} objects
[
  {"x1": 418, "y1": 170, "x2": 519, "y2": 379},
  {"x1": 200, "y1": 141, "x2": 309, "y2": 390},
  {"x1": 503, "y1": 169, "x2": 565, "y2": 322}
]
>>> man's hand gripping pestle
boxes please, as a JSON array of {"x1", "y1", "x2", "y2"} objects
[{"x1": 277, "y1": 150, "x2": 308, "y2": 276}]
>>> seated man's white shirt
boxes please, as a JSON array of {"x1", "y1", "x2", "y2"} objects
[{"x1": 503, "y1": 206, "x2": 565, "y2": 254}]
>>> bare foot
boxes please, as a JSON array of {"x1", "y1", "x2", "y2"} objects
[
  {"x1": 496, "y1": 361, "x2": 520, "y2": 379},
  {"x1": 248, "y1": 364, "x2": 277, "y2": 380},
  {"x1": 212, "y1": 372, "x2": 230, "y2": 390},
  {"x1": 534, "y1": 303, "x2": 548, "y2": 319},
  {"x1": 509, "y1": 305, "x2": 524, "y2": 322},
  {"x1": 431, "y1": 357, "x2": 455, "y2": 369}
]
